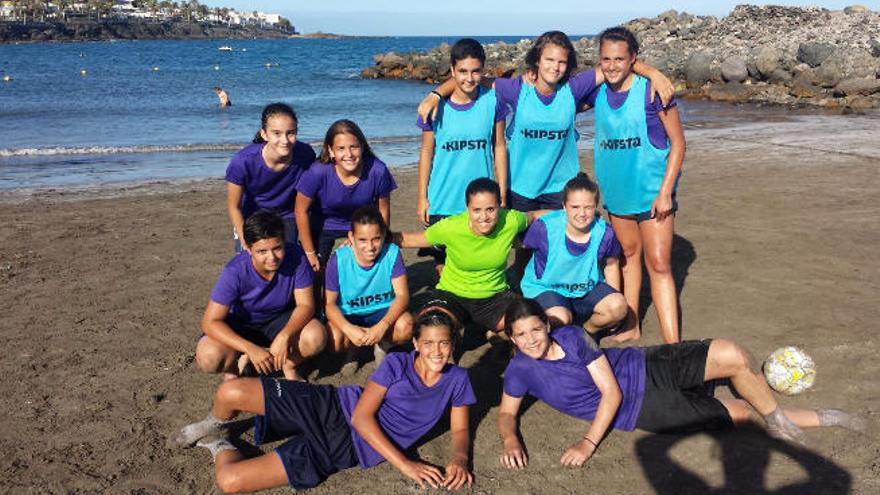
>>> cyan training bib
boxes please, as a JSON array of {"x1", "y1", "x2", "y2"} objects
[
  {"x1": 521, "y1": 209, "x2": 607, "y2": 298},
  {"x1": 336, "y1": 243, "x2": 399, "y2": 316},
  {"x1": 430, "y1": 87, "x2": 498, "y2": 216},
  {"x1": 506, "y1": 82, "x2": 579, "y2": 199},
  {"x1": 593, "y1": 75, "x2": 671, "y2": 215}
]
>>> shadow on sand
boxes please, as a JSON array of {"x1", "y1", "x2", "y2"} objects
[{"x1": 635, "y1": 427, "x2": 851, "y2": 494}]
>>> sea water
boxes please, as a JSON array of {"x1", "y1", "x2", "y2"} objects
[{"x1": 0, "y1": 36, "x2": 833, "y2": 191}]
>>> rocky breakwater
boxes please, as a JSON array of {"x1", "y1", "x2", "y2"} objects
[
  {"x1": 0, "y1": 19, "x2": 292, "y2": 43},
  {"x1": 362, "y1": 4, "x2": 880, "y2": 109}
]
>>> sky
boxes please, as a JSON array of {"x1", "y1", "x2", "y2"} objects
[{"x1": 205, "y1": 1, "x2": 866, "y2": 35}]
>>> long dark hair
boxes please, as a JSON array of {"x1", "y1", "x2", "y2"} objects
[
  {"x1": 252, "y1": 103, "x2": 298, "y2": 144},
  {"x1": 524, "y1": 31, "x2": 578, "y2": 86},
  {"x1": 317, "y1": 119, "x2": 375, "y2": 164},
  {"x1": 503, "y1": 298, "x2": 548, "y2": 337}
]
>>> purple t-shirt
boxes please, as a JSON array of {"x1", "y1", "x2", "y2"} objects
[
  {"x1": 295, "y1": 156, "x2": 397, "y2": 231},
  {"x1": 210, "y1": 244, "x2": 314, "y2": 325},
  {"x1": 336, "y1": 351, "x2": 476, "y2": 468},
  {"x1": 494, "y1": 69, "x2": 598, "y2": 114},
  {"x1": 225, "y1": 141, "x2": 317, "y2": 220},
  {"x1": 415, "y1": 89, "x2": 508, "y2": 130},
  {"x1": 582, "y1": 81, "x2": 678, "y2": 150},
  {"x1": 503, "y1": 326, "x2": 645, "y2": 431},
  {"x1": 523, "y1": 218, "x2": 622, "y2": 279},
  {"x1": 324, "y1": 245, "x2": 407, "y2": 292}
]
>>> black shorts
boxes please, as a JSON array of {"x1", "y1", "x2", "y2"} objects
[
  {"x1": 533, "y1": 282, "x2": 619, "y2": 324},
  {"x1": 607, "y1": 193, "x2": 678, "y2": 223},
  {"x1": 317, "y1": 229, "x2": 348, "y2": 266},
  {"x1": 634, "y1": 339, "x2": 733, "y2": 433},
  {"x1": 225, "y1": 309, "x2": 293, "y2": 347},
  {"x1": 431, "y1": 288, "x2": 520, "y2": 332},
  {"x1": 254, "y1": 378, "x2": 358, "y2": 489},
  {"x1": 509, "y1": 191, "x2": 563, "y2": 212}
]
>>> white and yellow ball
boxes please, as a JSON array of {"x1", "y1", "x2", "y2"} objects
[{"x1": 763, "y1": 346, "x2": 816, "y2": 395}]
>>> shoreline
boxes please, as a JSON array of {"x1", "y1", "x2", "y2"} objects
[{"x1": 2, "y1": 104, "x2": 875, "y2": 198}]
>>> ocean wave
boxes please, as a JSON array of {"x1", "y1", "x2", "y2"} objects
[{"x1": 0, "y1": 143, "x2": 244, "y2": 157}]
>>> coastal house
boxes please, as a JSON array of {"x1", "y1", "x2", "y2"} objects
[{"x1": 0, "y1": 1, "x2": 15, "y2": 20}]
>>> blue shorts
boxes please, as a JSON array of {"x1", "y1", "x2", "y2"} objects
[
  {"x1": 254, "y1": 378, "x2": 359, "y2": 489},
  {"x1": 225, "y1": 308, "x2": 293, "y2": 347},
  {"x1": 509, "y1": 191, "x2": 563, "y2": 212},
  {"x1": 533, "y1": 282, "x2": 618, "y2": 324},
  {"x1": 608, "y1": 194, "x2": 678, "y2": 223},
  {"x1": 346, "y1": 309, "x2": 386, "y2": 327}
]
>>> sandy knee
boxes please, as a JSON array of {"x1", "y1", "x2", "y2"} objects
[
  {"x1": 605, "y1": 293, "x2": 628, "y2": 321},
  {"x1": 196, "y1": 337, "x2": 236, "y2": 373},
  {"x1": 216, "y1": 466, "x2": 246, "y2": 494},
  {"x1": 298, "y1": 320, "x2": 327, "y2": 355}
]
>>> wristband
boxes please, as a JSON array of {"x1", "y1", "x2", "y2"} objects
[
  {"x1": 430, "y1": 90, "x2": 443, "y2": 100},
  {"x1": 304, "y1": 250, "x2": 316, "y2": 255},
  {"x1": 582, "y1": 436, "x2": 598, "y2": 449}
]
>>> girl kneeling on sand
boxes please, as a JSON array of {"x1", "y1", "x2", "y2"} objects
[
  {"x1": 225, "y1": 103, "x2": 316, "y2": 253},
  {"x1": 174, "y1": 310, "x2": 475, "y2": 492},
  {"x1": 521, "y1": 173, "x2": 628, "y2": 336},
  {"x1": 394, "y1": 178, "x2": 544, "y2": 336},
  {"x1": 325, "y1": 206, "x2": 413, "y2": 374},
  {"x1": 496, "y1": 299, "x2": 864, "y2": 469},
  {"x1": 295, "y1": 119, "x2": 397, "y2": 271},
  {"x1": 195, "y1": 211, "x2": 327, "y2": 381}
]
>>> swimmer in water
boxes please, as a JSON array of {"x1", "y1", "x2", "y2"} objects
[{"x1": 214, "y1": 86, "x2": 231, "y2": 107}]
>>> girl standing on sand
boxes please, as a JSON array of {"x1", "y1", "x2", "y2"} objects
[
  {"x1": 582, "y1": 27, "x2": 686, "y2": 344},
  {"x1": 175, "y1": 310, "x2": 475, "y2": 492},
  {"x1": 496, "y1": 299, "x2": 864, "y2": 469},
  {"x1": 416, "y1": 38, "x2": 509, "y2": 272},
  {"x1": 520, "y1": 173, "x2": 628, "y2": 336},
  {"x1": 195, "y1": 212, "x2": 327, "y2": 382},
  {"x1": 225, "y1": 103, "x2": 316, "y2": 253},
  {"x1": 418, "y1": 31, "x2": 674, "y2": 284},
  {"x1": 419, "y1": 31, "x2": 673, "y2": 212},
  {"x1": 295, "y1": 119, "x2": 397, "y2": 271},
  {"x1": 324, "y1": 206, "x2": 413, "y2": 374}
]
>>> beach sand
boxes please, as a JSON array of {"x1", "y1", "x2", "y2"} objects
[{"x1": 1, "y1": 111, "x2": 878, "y2": 494}]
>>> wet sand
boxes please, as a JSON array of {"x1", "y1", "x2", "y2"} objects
[{"x1": 0, "y1": 111, "x2": 878, "y2": 494}]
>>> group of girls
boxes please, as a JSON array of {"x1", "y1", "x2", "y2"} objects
[{"x1": 176, "y1": 29, "x2": 863, "y2": 493}]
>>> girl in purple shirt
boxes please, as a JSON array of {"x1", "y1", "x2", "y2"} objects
[
  {"x1": 174, "y1": 310, "x2": 476, "y2": 492},
  {"x1": 225, "y1": 103, "x2": 317, "y2": 253},
  {"x1": 295, "y1": 119, "x2": 397, "y2": 271},
  {"x1": 195, "y1": 211, "x2": 327, "y2": 382},
  {"x1": 497, "y1": 299, "x2": 864, "y2": 469}
]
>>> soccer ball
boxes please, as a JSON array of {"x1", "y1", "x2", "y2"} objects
[{"x1": 763, "y1": 346, "x2": 816, "y2": 395}]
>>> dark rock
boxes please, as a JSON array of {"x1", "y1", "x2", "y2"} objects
[
  {"x1": 797, "y1": 42, "x2": 835, "y2": 67},
  {"x1": 769, "y1": 68, "x2": 793, "y2": 84},
  {"x1": 844, "y1": 5, "x2": 869, "y2": 14},
  {"x1": 756, "y1": 46, "x2": 781, "y2": 78},
  {"x1": 706, "y1": 82, "x2": 761, "y2": 102},
  {"x1": 790, "y1": 79, "x2": 820, "y2": 98},
  {"x1": 721, "y1": 56, "x2": 748, "y2": 82},
  {"x1": 685, "y1": 51, "x2": 713, "y2": 88},
  {"x1": 814, "y1": 59, "x2": 843, "y2": 87},
  {"x1": 833, "y1": 77, "x2": 880, "y2": 96}
]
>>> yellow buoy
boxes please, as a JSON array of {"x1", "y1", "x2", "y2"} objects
[
  {"x1": 80, "y1": 69, "x2": 88, "y2": 76},
  {"x1": 2, "y1": 75, "x2": 11, "y2": 82}
]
